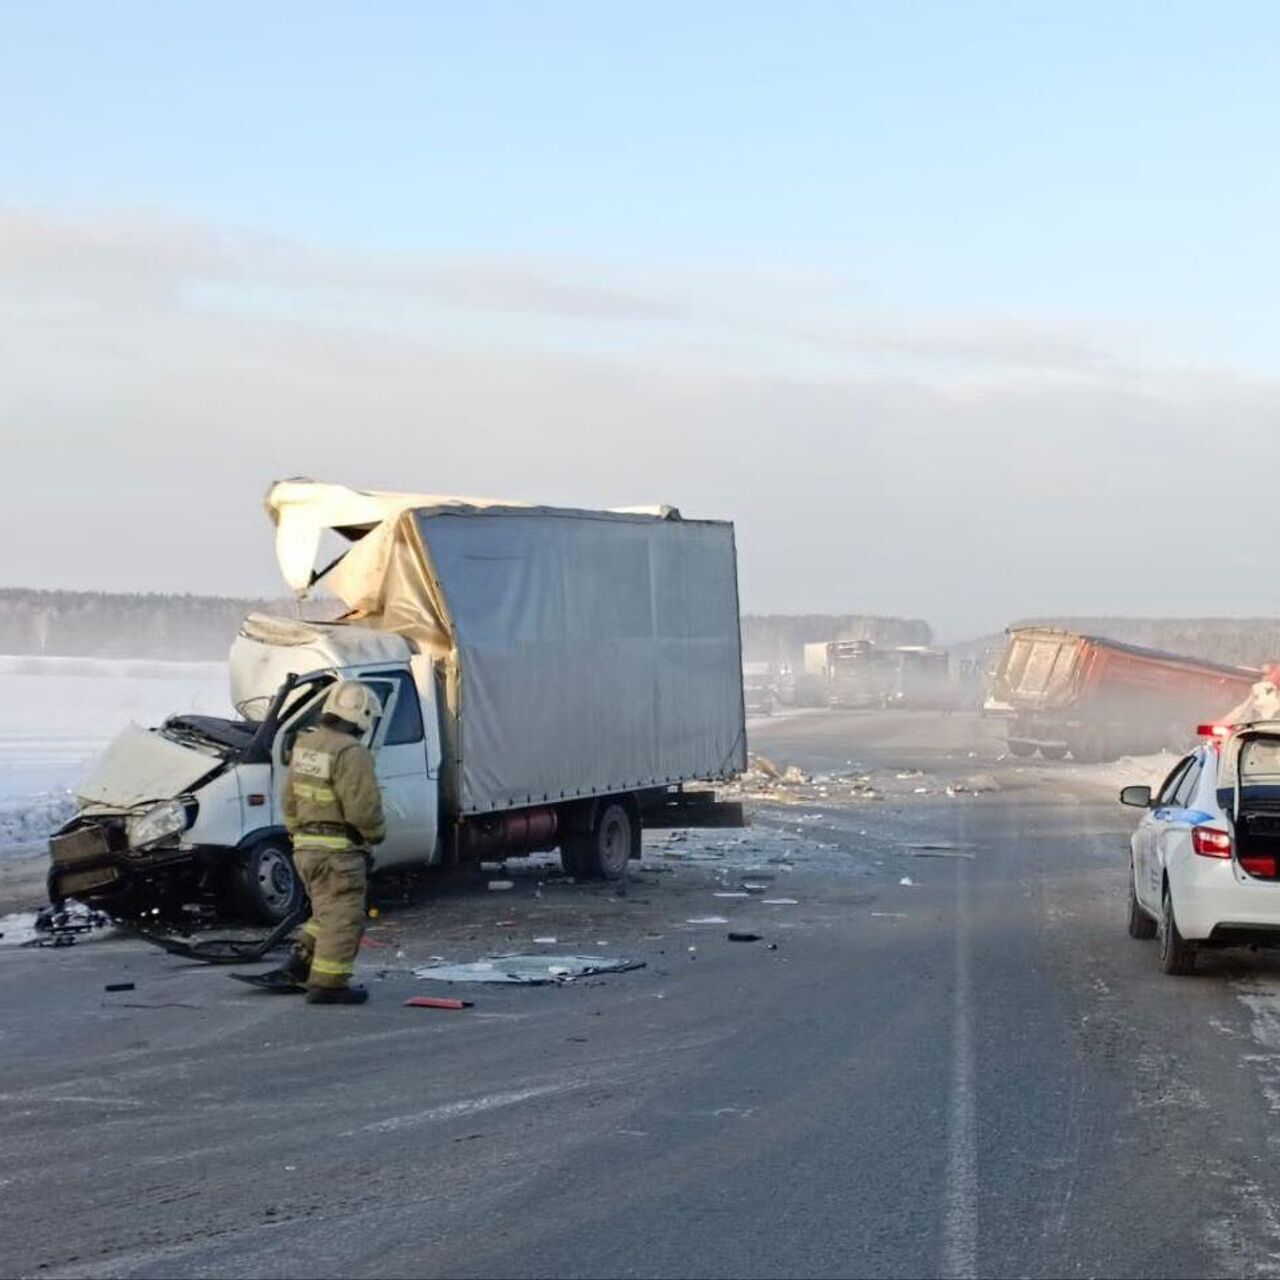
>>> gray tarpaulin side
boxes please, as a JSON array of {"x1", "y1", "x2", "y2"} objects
[{"x1": 410, "y1": 506, "x2": 746, "y2": 816}]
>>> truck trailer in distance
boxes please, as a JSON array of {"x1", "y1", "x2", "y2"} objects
[{"x1": 991, "y1": 626, "x2": 1260, "y2": 761}]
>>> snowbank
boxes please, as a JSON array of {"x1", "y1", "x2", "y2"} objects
[{"x1": 0, "y1": 657, "x2": 229, "y2": 856}]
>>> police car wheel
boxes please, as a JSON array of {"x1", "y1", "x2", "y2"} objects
[
  {"x1": 236, "y1": 839, "x2": 304, "y2": 925},
  {"x1": 1158, "y1": 884, "x2": 1197, "y2": 976},
  {"x1": 1127, "y1": 860, "x2": 1157, "y2": 940}
]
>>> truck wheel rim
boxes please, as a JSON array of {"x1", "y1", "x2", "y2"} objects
[
  {"x1": 601, "y1": 813, "x2": 629, "y2": 872},
  {"x1": 257, "y1": 848, "x2": 295, "y2": 912}
]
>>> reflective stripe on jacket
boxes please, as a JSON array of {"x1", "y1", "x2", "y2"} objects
[{"x1": 283, "y1": 724, "x2": 386, "y2": 851}]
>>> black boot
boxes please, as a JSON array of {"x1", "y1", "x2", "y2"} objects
[
  {"x1": 231, "y1": 955, "x2": 309, "y2": 994},
  {"x1": 306, "y1": 985, "x2": 369, "y2": 1005}
]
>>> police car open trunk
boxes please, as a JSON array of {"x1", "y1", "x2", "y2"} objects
[{"x1": 1221, "y1": 729, "x2": 1280, "y2": 880}]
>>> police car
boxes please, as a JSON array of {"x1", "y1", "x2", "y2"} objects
[{"x1": 1122, "y1": 722, "x2": 1280, "y2": 975}]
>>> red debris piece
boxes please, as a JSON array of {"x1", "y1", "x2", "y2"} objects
[{"x1": 404, "y1": 996, "x2": 473, "y2": 1011}]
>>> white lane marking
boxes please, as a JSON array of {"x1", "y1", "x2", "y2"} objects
[
  {"x1": 941, "y1": 859, "x2": 977, "y2": 1280},
  {"x1": 349, "y1": 1082, "x2": 571, "y2": 1135},
  {"x1": 0, "y1": 1092, "x2": 142, "y2": 1108}
]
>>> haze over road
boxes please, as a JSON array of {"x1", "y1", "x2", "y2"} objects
[{"x1": 5, "y1": 710, "x2": 1280, "y2": 1278}]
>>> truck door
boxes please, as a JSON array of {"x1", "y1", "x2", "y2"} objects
[{"x1": 355, "y1": 669, "x2": 436, "y2": 869}]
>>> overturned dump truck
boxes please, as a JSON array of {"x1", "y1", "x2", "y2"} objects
[
  {"x1": 48, "y1": 481, "x2": 748, "y2": 921},
  {"x1": 993, "y1": 626, "x2": 1259, "y2": 762}
]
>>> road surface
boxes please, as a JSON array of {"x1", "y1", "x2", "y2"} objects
[{"x1": 5, "y1": 710, "x2": 1280, "y2": 1278}]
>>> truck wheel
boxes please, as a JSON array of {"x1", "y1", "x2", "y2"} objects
[
  {"x1": 235, "y1": 839, "x2": 303, "y2": 925},
  {"x1": 1158, "y1": 884, "x2": 1196, "y2": 975},
  {"x1": 559, "y1": 843, "x2": 587, "y2": 878},
  {"x1": 1127, "y1": 860, "x2": 1156, "y2": 939},
  {"x1": 575, "y1": 801, "x2": 634, "y2": 881},
  {"x1": 1040, "y1": 745, "x2": 1068, "y2": 761},
  {"x1": 1007, "y1": 739, "x2": 1036, "y2": 758}
]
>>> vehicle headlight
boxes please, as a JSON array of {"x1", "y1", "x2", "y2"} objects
[{"x1": 127, "y1": 799, "x2": 191, "y2": 849}]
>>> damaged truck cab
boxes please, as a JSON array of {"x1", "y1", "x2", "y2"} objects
[
  {"x1": 49, "y1": 482, "x2": 748, "y2": 922},
  {"x1": 49, "y1": 620, "x2": 441, "y2": 922}
]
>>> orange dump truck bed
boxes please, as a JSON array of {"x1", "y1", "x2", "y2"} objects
[{"x1": 992, "y1": 627, "x2": 1258, "y2": 762}]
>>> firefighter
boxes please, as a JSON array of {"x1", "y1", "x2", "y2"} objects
[{"x1": 235, "y1": 680, "x2": 385, "y2": 1004}]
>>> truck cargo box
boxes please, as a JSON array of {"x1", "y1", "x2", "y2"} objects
[
  {"x1": 418, "y1": 506, "x2": 746, "y2": 814},
  {"x1": 266, "y1": 482, "x2": 747, "y2": 816}
]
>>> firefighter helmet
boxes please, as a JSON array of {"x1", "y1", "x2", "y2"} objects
[{"x1": 323, "y1": 680, "x2": 382, "y2": 734}]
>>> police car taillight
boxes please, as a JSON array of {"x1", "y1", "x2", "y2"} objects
[{"x1": 1192, "y1": 826, "x2": 1233, "y2": 858}]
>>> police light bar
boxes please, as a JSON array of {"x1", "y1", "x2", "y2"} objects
[{"x1": 1196, "y1": 723, "x2": 1234, "y2": 738}]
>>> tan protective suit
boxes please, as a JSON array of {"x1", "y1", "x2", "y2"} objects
[{"x1": 283, "y1": 723, "x2": 385, "y2": 990}]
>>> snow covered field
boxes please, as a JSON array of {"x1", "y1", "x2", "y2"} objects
[{"x1": 0, "y1": 655, "x2": 229, "y2": 855}]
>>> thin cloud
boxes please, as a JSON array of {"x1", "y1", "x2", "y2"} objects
[
  {"x1": 0, "y1": 206, "x2": 1129, "y2": 375},
  {"x1": 4, "y1": 205, "x2": 1278, "y2": 635}
]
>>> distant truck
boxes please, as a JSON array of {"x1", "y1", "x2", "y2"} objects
[
  {"x1": 823, "y1": 640, "x2": 896, "y2": 709},
  {"x1": 991, "y1": 626, "x2": 1259, "y2": 762},
  {"x1": 47, "y1": 482, "x2": 747, "y2": 922},
  {"x1": 742, "y1": 661, "x2": 776, "y2": 716},
  {"x1": 774, "y1": 647, "x2": 828, "y2": 707},
  {"x1": 888, "y1": 646, "x2": 952, "y2": 709}
]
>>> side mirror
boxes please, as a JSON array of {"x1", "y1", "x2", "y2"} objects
[{"x1": 1120, "y1": 785, "x2": 1153, "y2": 808}]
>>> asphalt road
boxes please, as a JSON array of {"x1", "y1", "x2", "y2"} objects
[{"x1": 6, "y1": 710, "x2": 1280, "y2": 1278}]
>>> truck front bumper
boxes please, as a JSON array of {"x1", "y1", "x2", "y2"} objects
[{"x1": 47, "y1": 819, "x2": 195, "y2": 905}]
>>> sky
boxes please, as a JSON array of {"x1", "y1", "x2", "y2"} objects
[{"x1": 3, "y1": 2, "x2": 1280, "y2": 638}]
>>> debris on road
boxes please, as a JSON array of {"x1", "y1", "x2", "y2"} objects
[
  {"x1": 488, "y1": 880, "x2": 515, "y2": 892},
  {"x1": 899, "y1": 844, "x2": 976, "y2": 860},
  {"x1": 899, "y1": 877, "x2": 915, "y2": 886},
  {"x1": 727, "y1": 932, "x2": 761, "y2": 942},
  {"x1": 413, "y1": 954, "x2": 644, "y2": 985},
  {"x1": 762, "y1": 898, "x2": 797, "y2": 905},
  {"x1": 7, "y1": 902, "x2": 113, "y2": 949},
  {"x1": 687, "y1": 916, "x2": 730, "y2": 924},
  {"x1": 405, "y1": 996, "x2": 473, "y2": 1010},
  {"x1": 754, "y1": 755, "x2": 782, "y2": 779},
  {"x1": 103, "y1": 982, "x2": 135, "y2": 992}
]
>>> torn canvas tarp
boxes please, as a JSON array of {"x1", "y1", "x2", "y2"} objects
[{"x1": 413, "y1": 954, "x2": 645, "y2": 985}]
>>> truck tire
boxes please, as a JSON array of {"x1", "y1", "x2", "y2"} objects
[
  {"x1": 1040, "y1": 744, "x2": 1068, "y2": 761},
  {"x1": 235, "y1": 838, "x2": 304, "y2": 925},
  {"x1": 1158, "y1": 884, "x2": 1196, "y2": 975},
  {"x1": 1007, "y1": 739, "x2": 1036, "y2": 758},
  {"x1": 559, "y1": 843, "x2": 588, "y2": 878},
  {"x1": 571, "y1": 801, "x2": 634, "y2": 881},
  {"x1": 1127, "y1": 860, "x2": 1157, "y2": 939}
]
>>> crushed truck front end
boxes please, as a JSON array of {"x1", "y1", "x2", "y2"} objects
[
  {"x1": 47, "y1": 719, "x2": 271, "y2": 919},
  {"x1": 47, "y1": 616, "x2": 434, "y2": 923}
]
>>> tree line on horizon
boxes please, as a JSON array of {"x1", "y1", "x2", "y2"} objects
[{"x1": 2, "y1": 589, "x2": 1279, "y2": 670}]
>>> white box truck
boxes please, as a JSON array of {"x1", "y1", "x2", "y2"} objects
[{"x1": 47, "y1": 481, "x2": 747, "y2": 921}]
